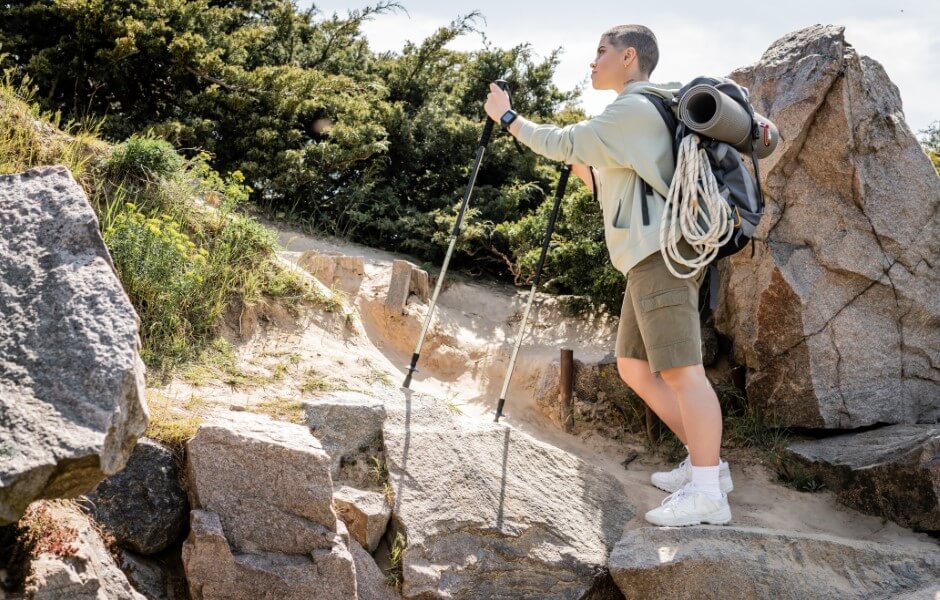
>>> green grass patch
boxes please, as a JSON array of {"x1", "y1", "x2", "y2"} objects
[
  {"x1": 104, "y1": 133, "x2": 184, "y2": 182},
  {"x1": 384, "y1": 530, "x2": 407, "y2": 592},
  {"x1": 144, "y1": 389, "x2": 203, "y2": 456},
  {"x1": 0, "y1": 71, "x2": 104, "y2": 182},
  {"x1": 301, "y1": 368, "x2": 338, "y2": 394},
  {"x1": 246, "y1": 397, "x2": 306, "y2": 424},
  {"x1": 776, "y1": 471, "x2": 827, "y2": 492}
]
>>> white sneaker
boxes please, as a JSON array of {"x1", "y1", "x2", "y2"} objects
[
  {"x1": 650, "y1": 455, "x2": 733, "y2": 494},
  {"x1": 644, "y1": 482, "x2": 732, "y2": 526}
]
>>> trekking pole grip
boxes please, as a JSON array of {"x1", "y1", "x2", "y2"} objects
[{"x1": 479, "y1": 79, "x2": 512, "y2": 147}]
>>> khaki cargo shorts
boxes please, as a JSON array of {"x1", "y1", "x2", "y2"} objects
[{"x1": 615, "y1": 237, "x2": 708, "y2": 374}]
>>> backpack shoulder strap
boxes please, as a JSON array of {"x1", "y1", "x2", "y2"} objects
[
  {"x1": 589, "y1": 166, "x2": 600, "y2": 209},
  {"x1": 639, "y1": 92, "x2": 679, "y2": 138},
  {"x1": 637, "y1": 92, "x2": 680, "y2": 227}
]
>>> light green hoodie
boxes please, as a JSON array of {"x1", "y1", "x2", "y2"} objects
[{"x1": 515, "y1": 80, "x2": 681, "y2": 276}]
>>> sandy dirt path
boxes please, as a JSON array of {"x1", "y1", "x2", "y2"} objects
[{"x1": 150, "y1": 215, "x2": 939, "y2": 554}]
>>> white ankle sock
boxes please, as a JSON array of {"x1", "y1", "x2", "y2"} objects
[
  {"x1": 689, "y1": 464, "x2": 723, "y2": 500},
  {"x1": 684, "y1": 446, "x2": 728, "y2": 467}
]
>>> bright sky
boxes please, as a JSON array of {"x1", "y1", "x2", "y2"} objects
[{"x1": 300, "y1": 1, "x2": 939, "y2": 139}]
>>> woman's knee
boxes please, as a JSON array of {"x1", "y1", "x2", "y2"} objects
[
  {"x1": 659, "y1": 363, "x2": 707, "y2": 394},
  {"x1": 617, "y1": 357, "x2": 658, "y2": 391}
]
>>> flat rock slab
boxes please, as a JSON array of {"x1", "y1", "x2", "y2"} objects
[
  {"x1": 384, "y1": 390, "x2": 634, "y2": 599},
  {"x1": 779, "y1": 424, "x2": 940, "y2": 532},
  {"x1": 0, "y1": 165, "x2": 147, "y2": 525},
  {"x1": 609, "y1": 526, "x2": 940, "y2": 599}
]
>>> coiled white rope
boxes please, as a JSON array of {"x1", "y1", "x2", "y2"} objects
[{"x1": 658, "y1": 133, "x2": 737, "y2": 279}]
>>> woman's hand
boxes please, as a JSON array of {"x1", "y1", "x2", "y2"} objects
[{"x1": 484, "y1": 82, "x2": 512, "y2": 123}]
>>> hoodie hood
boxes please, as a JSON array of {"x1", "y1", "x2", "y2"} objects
[{"x1": 617, "y1": 80, "x2": 680, "y2": 102}]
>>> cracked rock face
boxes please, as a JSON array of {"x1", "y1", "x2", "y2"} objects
[
  {"x1": 384, "y1": 390, "x2": 634, "y2": 599},
  {"x1": 716, "y1": 25, "x2": 940, "y2": 428},
  {"x1": 0, "y1": 165, "x2": 148, "y2": 525}
]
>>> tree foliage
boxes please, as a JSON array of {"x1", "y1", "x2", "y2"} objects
[
  {"x1": 0, "y1": 0, "x2": 628, "y2": 310},
  {"x1": 919, "y1": 121, "x2": 940, "y2": 175}
]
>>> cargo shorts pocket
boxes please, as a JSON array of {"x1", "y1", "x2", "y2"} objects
[
  {"x1": 637, "y1": 286, "x2": 692, "y2": 350},
  {"x1": 639, "y1": 287, "x2": 687, "y2": 312}
]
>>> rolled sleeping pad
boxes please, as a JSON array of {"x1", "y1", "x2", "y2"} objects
[
  {"x1": 679, "y1": 84, "x2": 752, "y2": 148},
  {"x1": 678, "y1": 84, "x2": 779, "y2": 159}
]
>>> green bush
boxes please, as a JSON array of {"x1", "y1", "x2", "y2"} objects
[
  {"x1": 98, "y1": 151, "x2": 313, "y2": 370},
  {"x1": 103, "y1": 202, "x2": 213, "y2": 364},
  {"x1": 105, "y1": 134, "x2": 184, "y2": 183}
]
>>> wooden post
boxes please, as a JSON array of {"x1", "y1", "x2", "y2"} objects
[
  {"x1": 560, "y1": 348, "x2": 574, "y2": 432},
  {"x1": 645, "y1": 406, "x2": 658, "y2": 446}
]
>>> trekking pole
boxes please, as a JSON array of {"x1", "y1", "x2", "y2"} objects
[
  {"x1": 402, "y1": 79, "x2": 513, "y2": 389},
  {"x1": 494, "y1": 164, "x2": 571, "y2": 422}
]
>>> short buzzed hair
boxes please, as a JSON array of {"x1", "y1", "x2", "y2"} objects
[{"x1": 602, "y1": 24, "x2": 659, "y2": 78}]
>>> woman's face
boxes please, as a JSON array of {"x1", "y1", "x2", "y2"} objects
[{"x1": 590, "y1": 35, "x2": 630, "y2": 90}]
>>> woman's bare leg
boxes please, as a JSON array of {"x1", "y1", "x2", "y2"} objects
[
  {"x1": 659, "y1": 362, "x2": 722, "y2": 466},
  {"x1": 617, "y1": 357, "x2": 688, "y2": 445}
]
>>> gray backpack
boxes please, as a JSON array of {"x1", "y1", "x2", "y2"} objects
[{"x1": 640, "y1": 76, "x2": 770, "y2": 320}]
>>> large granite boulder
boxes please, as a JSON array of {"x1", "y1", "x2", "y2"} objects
[
  {"x1": 779, "y1": 424, "x2": 940, "y2": 532},
  {"x1": 182, "y1": 411, "x2": 356, "y2": 599},
  {"x1": 183, "y1": 509, "x2": 360, "y2": 600},
  {"x1": 384, "y1": 390, "x2": 634, "y2": 599},
  {"x1": 0, "y1": 165, "x2": 148, "y2": 525},
  {"x1": 84, "y1": 438, "x2": 188, "y2": 555},
  {"x1": 609, "y1": 526, "x2": 940, "y2": 599},
  {"x1": 715, "y1": 25, "x2": 940, "y2": 428}
]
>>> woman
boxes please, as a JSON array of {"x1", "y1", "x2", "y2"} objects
[{"x1": 483, "y1": 24, "x2": 733, "y2": 527}]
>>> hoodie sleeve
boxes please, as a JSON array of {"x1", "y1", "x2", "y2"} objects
[{"x1": 515, "y1": 95, "x2": 670, "y2": 178}]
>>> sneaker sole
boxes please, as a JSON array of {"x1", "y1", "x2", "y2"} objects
[
  {"x1": 644, "y1": 505, "x2": 733, "y2": 527},
  {"x1": 651, "y1": 476, "x2": 734, "y2": 494}
]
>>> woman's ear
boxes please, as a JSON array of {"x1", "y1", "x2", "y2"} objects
[{"x1": 623, "y1": 47, "x2": 635, "y2": 65}]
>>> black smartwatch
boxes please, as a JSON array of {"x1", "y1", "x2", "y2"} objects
[{"x1": 500, "y1": 109, "x2": 519, "y2": 130}]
